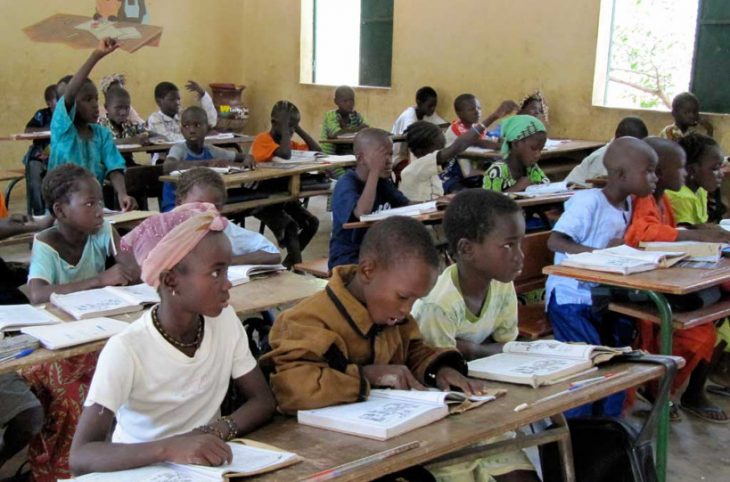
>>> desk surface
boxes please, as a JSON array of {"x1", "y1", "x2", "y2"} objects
[
  {"x1": 0, "y1": 272, "x2": 325, "y2": 375},
  {"x1": 119, "y1": 134, "x2": 254, "y2": 154},
  {"x1": 462, "y1": 139, "x2": 605, "y2": 160},
  {"x1": 0, "y1": 168, "x2": 25, "y2": 182},
  {"x1": 543, "y1": 258, "x2": 730, "y2": 295},
  {"x1": 247, "y1": 362, "x2": 663, "y2": 482},
  {"x1": 321, "y1": 134, "x2": 406, "y2": 145}
]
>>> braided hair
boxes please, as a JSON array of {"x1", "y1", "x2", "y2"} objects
[
  {"x1": 678, "y1": 133, "x2": 718, "y2": 166},
  {"x1": 175, "y1": 167, "x2": 227, "y2": 204},
  {"x1": 405, "y1": 121, "x2": 442, "y2": 154},
  {"x1": 270, "y1": 100, "x2": 300, "y2": 118},
  {"x1": 42, "y1": 165, "x2": 97, "y2": 217}
]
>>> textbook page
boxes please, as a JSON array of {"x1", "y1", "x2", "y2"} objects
[
  {"x1": 359, "y1": 201, "x2": 439, "y2": 222},
  {"x1": 22, "y1": 317, "x2": 129, "y2": 350},
  {"x1": 109, "y1": 284, "x2": 160, "y2": 305},
  {"x1": 64, "y1": 465, "x2": 198, "y2": 482},
  {"x1": 0, "y1": 305, "x2": 61, "y2": 332},
  {"x1": 560, "y1": 251, "x2": 657, "y2": 275},
  {"x1": 468, "y1": 353, "x2": 592, "y2": 388},
  {"x1": 173, "y1": 442, "x2": 299, "y2": 478},
  {"x1": 50, "y1": 288, "x2": 142, "y2": 320}
]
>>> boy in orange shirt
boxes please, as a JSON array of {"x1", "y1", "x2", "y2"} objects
[{"x1": 625, "y1": 137, "x2": 728, "y2": 423}]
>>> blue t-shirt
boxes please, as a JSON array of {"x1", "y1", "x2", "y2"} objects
[
  {"x1": 545, "y1": 189, "x2": 632, "y2": 305},
  {"x1": 49, "y1": 97, "x2": 126, "y2": 184},
  {"x1": 328, "y1": 170, "x2": 409, "y2": 269}
]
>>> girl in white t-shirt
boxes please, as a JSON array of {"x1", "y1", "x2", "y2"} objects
[{"x1": 70, "y1": 203, "x2": 275, "y2": 475}]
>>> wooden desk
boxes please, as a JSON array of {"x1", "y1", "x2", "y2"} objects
[
  {"x1": 118, "y1": 134, "x2": 254, "y2": 154},
  {"x1": 543, "y1": 259, "x2": 730, "y2": 481},
  {"x1": 246, "y1": 362, "x2": 665, "y2": 482},
  {"x1": 320, "y1": 134, "x2": 406, "y2": 145}
]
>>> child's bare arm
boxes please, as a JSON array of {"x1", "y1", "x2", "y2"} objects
[
  {"x1": 456, "y1": 340, "x2": 504, "y2": 361},
  {"x1": 65, "y1": 38, "x2": 118, "y2": 109},
  {"x1": 547, "y1": 231, "x2": 593, "y2": 255},
  {"x1": 475, "y1": 138, "x2": 502, "y2": 150},
  {"x1": 295, "y1": 125, "x2": 322, "y2": 152},
  {"x1": 0, "y1": 215, "x2": 52, "y2": 240},
  {"x1": 353, "y1": 145, "x2": 390, "y2": 217},
  {"x1": 108, "y1": 171, "x2": 137, "y2": 212},
  {"x1": 27, "y1": 267, "x2": 128, "y2": 304},
  {"x1": 505, "y1": 176, "x2": 534, "y2": 193},
  {"x1": 676, "y1": 228, "x2": 730, "y2": 243},
  {"x1": 231, "y1": 251, "x2": 281, "y2": 266},
  {"x1": 212, "y1": 367, "x2": 276, "y2": 440}
]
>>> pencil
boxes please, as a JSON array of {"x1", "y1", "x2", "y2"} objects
[
  {"x1": 514, "y1": 370, "x2": 630, "y2": 412},
  {"x1": 299, "y1": 440, "x2": 422, "y2": 482}
]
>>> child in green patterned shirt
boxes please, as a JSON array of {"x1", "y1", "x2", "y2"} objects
[{"x1": 320, "y1": 85, "x2": 368, "y2": 155}]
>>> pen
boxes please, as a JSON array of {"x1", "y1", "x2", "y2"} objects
[
  {"x1": 514, "y1": 370, "x2": 630, "y2": 412},
  {"x1": 0, "y1": 348, "x2": 35, "y2": 364}
]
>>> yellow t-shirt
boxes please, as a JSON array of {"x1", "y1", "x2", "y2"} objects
[
  {"x1": 665, "y1": 185, "x2": 708, "y2": 224},
  {"x1": 411, "y1": 264, "x2": 518, "y2": 348}
]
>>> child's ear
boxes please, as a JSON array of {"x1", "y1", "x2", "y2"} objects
[
  {"x1": 456, "y1": 238, "x2": 473, "y2": 260},
  {"x1": 160, "y1": 269, "x2": 179, "y2": 295},
  {"x1": 52, "y1": 202, "x2": 66, "y2": 220},
  {"x1": 359, "y1": 258, "x2": 377, "y2": 284}
]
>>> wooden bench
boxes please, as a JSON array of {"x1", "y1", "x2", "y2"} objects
[
  {"x1": 294, "y1": 257, "x2": 330, "y2": 279},
  {"x1": 514, "y1": 230, "x2": 554, "y2": 339}
]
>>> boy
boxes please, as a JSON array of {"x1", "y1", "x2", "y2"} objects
[
  {"x1": 391, "y1": 86, "x2": 447, "y2": 165},
  {"x1": 328, "y1": 128, "x2": 409, "y2": 270},
  {"x1": 251, "y1": 101, "x2": 321, "y2": 268},
  {"x1": 24, "y1": 84, "x2": 57, "y2": 215},
  {"x1": 565, "y1": 116, "x2": 649, "y2": 185},
  {"x1": 175, "y1": 167, "x2": 281, "y2": 266},
  {"x1": 161, "y1": 106, "x2": 248, "y2": 212},
  {"x1": 659, "y1": 92, "x2": 713, "y2": 142},
  {"x1": 444, "y1": 93, "x2": 503, "y2": 150},
  {"x1": 264, "y1": 216, "x2": 487, "y2": 414},
  {"x1": 320, "y1": 85, "x2": 368, "y2": 155},
  {"x1": 625, "y1": 137, "x2": 727, "y2": 423},
  {"x1": 546, "y1": 137, "x2": 658, "y2": 416},
  {"x1": 98, "y1": 86, "x2": 149, "y2": 166},
  {"x1": 147, "y1": 80, "x2": 218, "y2": 142}
]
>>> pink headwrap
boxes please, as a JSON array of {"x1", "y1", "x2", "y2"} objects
[{"x1": 120, "y1": 203, "x2": 228, "y2": 288}]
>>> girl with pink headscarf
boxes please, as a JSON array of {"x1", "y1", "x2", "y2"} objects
[{"x1": 70, "y1": 203, "x2": 275, "y2": 474}]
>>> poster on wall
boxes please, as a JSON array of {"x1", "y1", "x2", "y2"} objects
[{"x1": 23, "y1": 1, "x2": 162, "y2": 53}]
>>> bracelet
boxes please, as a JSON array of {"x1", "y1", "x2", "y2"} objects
[
  {"x1": 220, "y1": 416, "x2": 238, "y2": 441},
  {"x1": 196, "y1": 424, "x2": 227, "y2": 441}
]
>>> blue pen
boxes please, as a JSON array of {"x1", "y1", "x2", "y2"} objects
[{"x1": 0, "y1": 348, "x2": 35, "y2": 364}]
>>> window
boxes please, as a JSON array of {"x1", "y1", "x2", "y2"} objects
[{"x1": 300, "y1": 0, "x2": 393, "y2": 87}]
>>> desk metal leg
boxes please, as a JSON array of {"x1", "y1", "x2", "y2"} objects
[
  {"x1": 645, "y1": 290, "x2": 672, "y2": 482},
  {"x1": 4, "y1": 176, "x2": 23, "y2": 210}
]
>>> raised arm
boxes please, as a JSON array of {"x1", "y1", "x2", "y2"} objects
[
  {"x1": 295, "y1": 125, "x2": 322, "y2": 152},
  {"x1": 65, "y1": 38, "x2": 118, "y2": 109}
]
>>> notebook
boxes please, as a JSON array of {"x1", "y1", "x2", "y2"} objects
[
  {"x1": 21, "y1": 317, "x2": 129, "y2": 350},
  {"x1": 104, "y1": 210, "x2": 155, "y2": 225},
  {"x1": 272, "y1": 150, "x2": 326, "y2": 163},
  {"x1": 468, "y1": 340, "x2": 631, "y2": 388},
  {"x1": 227, "y1": 264, "x2": 286, "y2": 286},
  {"x1": 50, "y1": 284, "x2": 160, "y2": 320},
  {"x1": 559, "y1": 245, "x2": 687, "y2": 275},
  {"x1": 359, "y1": 201, "x2": 441, "y2": 222},
  {"x1": 640, "y1": 241, "x2": 725, "y2": 262},
  {"x1": 65, "y1": 440, "x2": 300, "y2": 481},
  {"x1": 170, "y1": 166, "x2": 247, "y2": 176},
  {"x1": 511, "y1": 181, "x2": 574, "y2": 198},
  {"x1": 297, "y1": 388, "x2": 503, "y2": 441},
  {"x1": 0, "y1": 304, "x2": 61, "y2": 332}
]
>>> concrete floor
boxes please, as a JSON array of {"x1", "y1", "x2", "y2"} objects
[{"x1": 1, "y1": 196, "x2": 729, "y2": 481}]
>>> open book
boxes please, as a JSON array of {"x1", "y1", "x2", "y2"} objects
[
  {"x1": 359, "y1": 200, "x2": 443, "y2": 222},
  {"x1": 227, "y1": 264, "x2": 286, "y2": 286},
  {"x1": 0, "y1": 304, "x2": 61, "y2": 332},
  {"x1": 104, "y1": 210, "x2": 155, "y2": 226},
  {"x1": 468, "y1": 340, "x2": 631, "y2": 388},
  {"x1": 65, "y1": 440, "x2": 299, "y2": 481},
  {"x1": 559, "y1": 245, "x2": 687, "y2": 275},
  {"x1": 297, "y1": 388, "x2": 503, "y2": 441},
  {"x1": 170, "y1": 166, "x2": 247, "y2": 176},
  {"x1": 21, "y1": 317, "x2": 130, "y2": 350},
  {"x1": 272, "y1": 150, "x2": 326, "y2": 163},
  {"x1": 640, "y1": 241, "x2": 725, "y2": 262},
  {"x1": 50, "y1": 284, "x2": 160, "y2": 320},
  {"x1": 511, "y1": 181, "x2": 588, "y2": 198}
]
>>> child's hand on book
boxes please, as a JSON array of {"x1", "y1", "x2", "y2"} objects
[
  {"x1": 435, "y1": 367, "x2": 490, "y2": 396},
  {"x1": 98, "y1": 264, "x2": 133, "y2": 287},
  {"x1": 162, "y1": 432, "x2": 233, "y2": 466},
  {"x1": 363, "y1": 364, "x2": 426, "y2": 391}
]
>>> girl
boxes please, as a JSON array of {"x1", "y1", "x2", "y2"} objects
[
  {"x1": 22, "y1": 165, "x2": 137, "y2": 481},
  {"x1": 70, "y1": 203, "x2": 275, "y2": 475},
  {"x1": 482, "y1": 115, "x2": 549, "y2": 193}
]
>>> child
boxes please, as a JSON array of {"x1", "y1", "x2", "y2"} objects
[
  {"x1": 97, "y1": 72, "x2": 145, "y2": 125},
  {"x1": 565, "y1": 117, "x2": 649, "y2": 186},
  {"x1": 21, "y1": 165, "x2": 137, "y2": 481},
  {"x1": 161, "y1": 106, "x2": 248, "y2": 212},
  {"x1": 175, "y1": 167, "x2": 281, "y2": 265},
  {"x1": 391, "y1": 86, "x2": 447, "y2": 165},
  {"x1": 625, "y1": 137, "x2": 728, "y2": 423},
  {"x1": 659, "y1": 92, "x2": 713, "y2": 142},
  {"x1": 329, "y1": 128, "x2": 409, "y2": 269},
  {"x1": 545, "y1": 137, "x2": 658, "y2": 416},
  {"x1": 98, "y1": 86, "x2": 149, "y2": 166},
  {"x1": 264, "y1": 216, "x2": 487, "y2": 413},
  {"x1": 70, "y1": 203, "x2": 275, "y2": 475},
  {"x1": 48, "y1": 38, "x2": 136, "y2": 212},
  {"x1": 251, "y1": 101, "x2": 321, "y2": 268},
  {"x1": 412, "y1": 189, "x2": 537, "y2": 482},
  {"x1": 482, "y1": 115, "x2": 549, "y2": 193},
  {"x1": 320, "y1": 85, "x2": 368, "y2": 155},
  {"x1": 401, "y1": 101, "x2": 517, "y2": 201},
  {"x1": 147, "y1": 80, "x2": 218, "y2": 142},
  {"x1": 517, "y1": 91, "x2": 548, "y2": 124},
  {"x1": 24, "y1": 84, "x2": 57, "y2": 215},
  {"x1": 665, "y1": 133, "x2": 724, "y2": 226},
  {"x1": 444, "y1": 93, "x2": 502, "y2": 150},
  {"x1": 55, "y1": 74, "x2": 72, "y2": 98}
]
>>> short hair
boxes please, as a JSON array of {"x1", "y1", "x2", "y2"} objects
[
  {"x1": 405, "y1": 121, "x2": 441, "y2": 152},
  {"x1": 56, "y1": 75, "x2": 73, "y2": 86},
  {"x1": 520, "y1": 93, "x2": 541, "y2": 110},
  {"x1": 453, "y1": 93, "x2": 476, "y2": 113},
  {"x1": 175, "y1": 167, "x2": 226, "y2": 203},
  {"x1": 334, "y1": 85, "x2": 355, "y2": 100},
  {"x1": 678, "y1": 133, "x2": 718, "y2": 166},
  {"x1": 270, "y1": 100, "x2": 300, "y2": 119},
  {"x1": 444, "y1": 189, "x2": 521, "y2": 254},
  {"x1": 615, "y1": 116, "x2": 648, "y2": 139},
  {"x1": 42, "y1": 165, "x2": 96, "y2": 216},
  {"x1": 354, "y1": 128, "x2": 391, "y2": 156},
  {"x1": 672, "y1": 92, "x2": 699, "y2": 111},
  {"x1": 416, "y1": 86, "x2": 437, "y2": 104},
  {"x1": 44, "y1": 85, "x2": 57, "y2": 102},
  {"x1": 154, "y1": 81, "x2": 179, "y2": 99},
  {"x1": 104, "y1": 86, "x2": 130, "y2": 105},
  {"x1": 181, "y1": 105, "x2": 208, "y2": 122},
  {"x1": 360, "y1": 216, "x2": 439, "y2": 269}
]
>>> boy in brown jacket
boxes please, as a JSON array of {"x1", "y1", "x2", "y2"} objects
[{"x1": 265, "y1": 216, "x2": 487, "y2": 414}]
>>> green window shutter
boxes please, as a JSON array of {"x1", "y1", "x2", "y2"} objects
[
  {"x1": 358, "y1": 0, "x2": 393, "y2": 87},
  {"x1": 691, "y1": 0, "x2": 730, "y2": 113}
]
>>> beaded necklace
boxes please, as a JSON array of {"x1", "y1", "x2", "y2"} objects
[{"x1": 152, "y1": 305, "x2": 204, "y2": 349}]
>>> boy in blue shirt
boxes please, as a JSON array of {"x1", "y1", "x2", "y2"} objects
[
  {"x1": 49, "y1": 38, "x2": 136, "y2": 212},
  {"x1": 24, "y1": 84, "x2": 57, "y2": 215},
  {"x1": 329, "y1": 128, "x2": 409, "y2": 269},
  {"x1": 546, "y1": 137, "x2": 658, "y2": 416}
]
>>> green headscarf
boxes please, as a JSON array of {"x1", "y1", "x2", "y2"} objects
[{"x1": 500, "y1": 115, "x2": 546, "y2": 157}]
